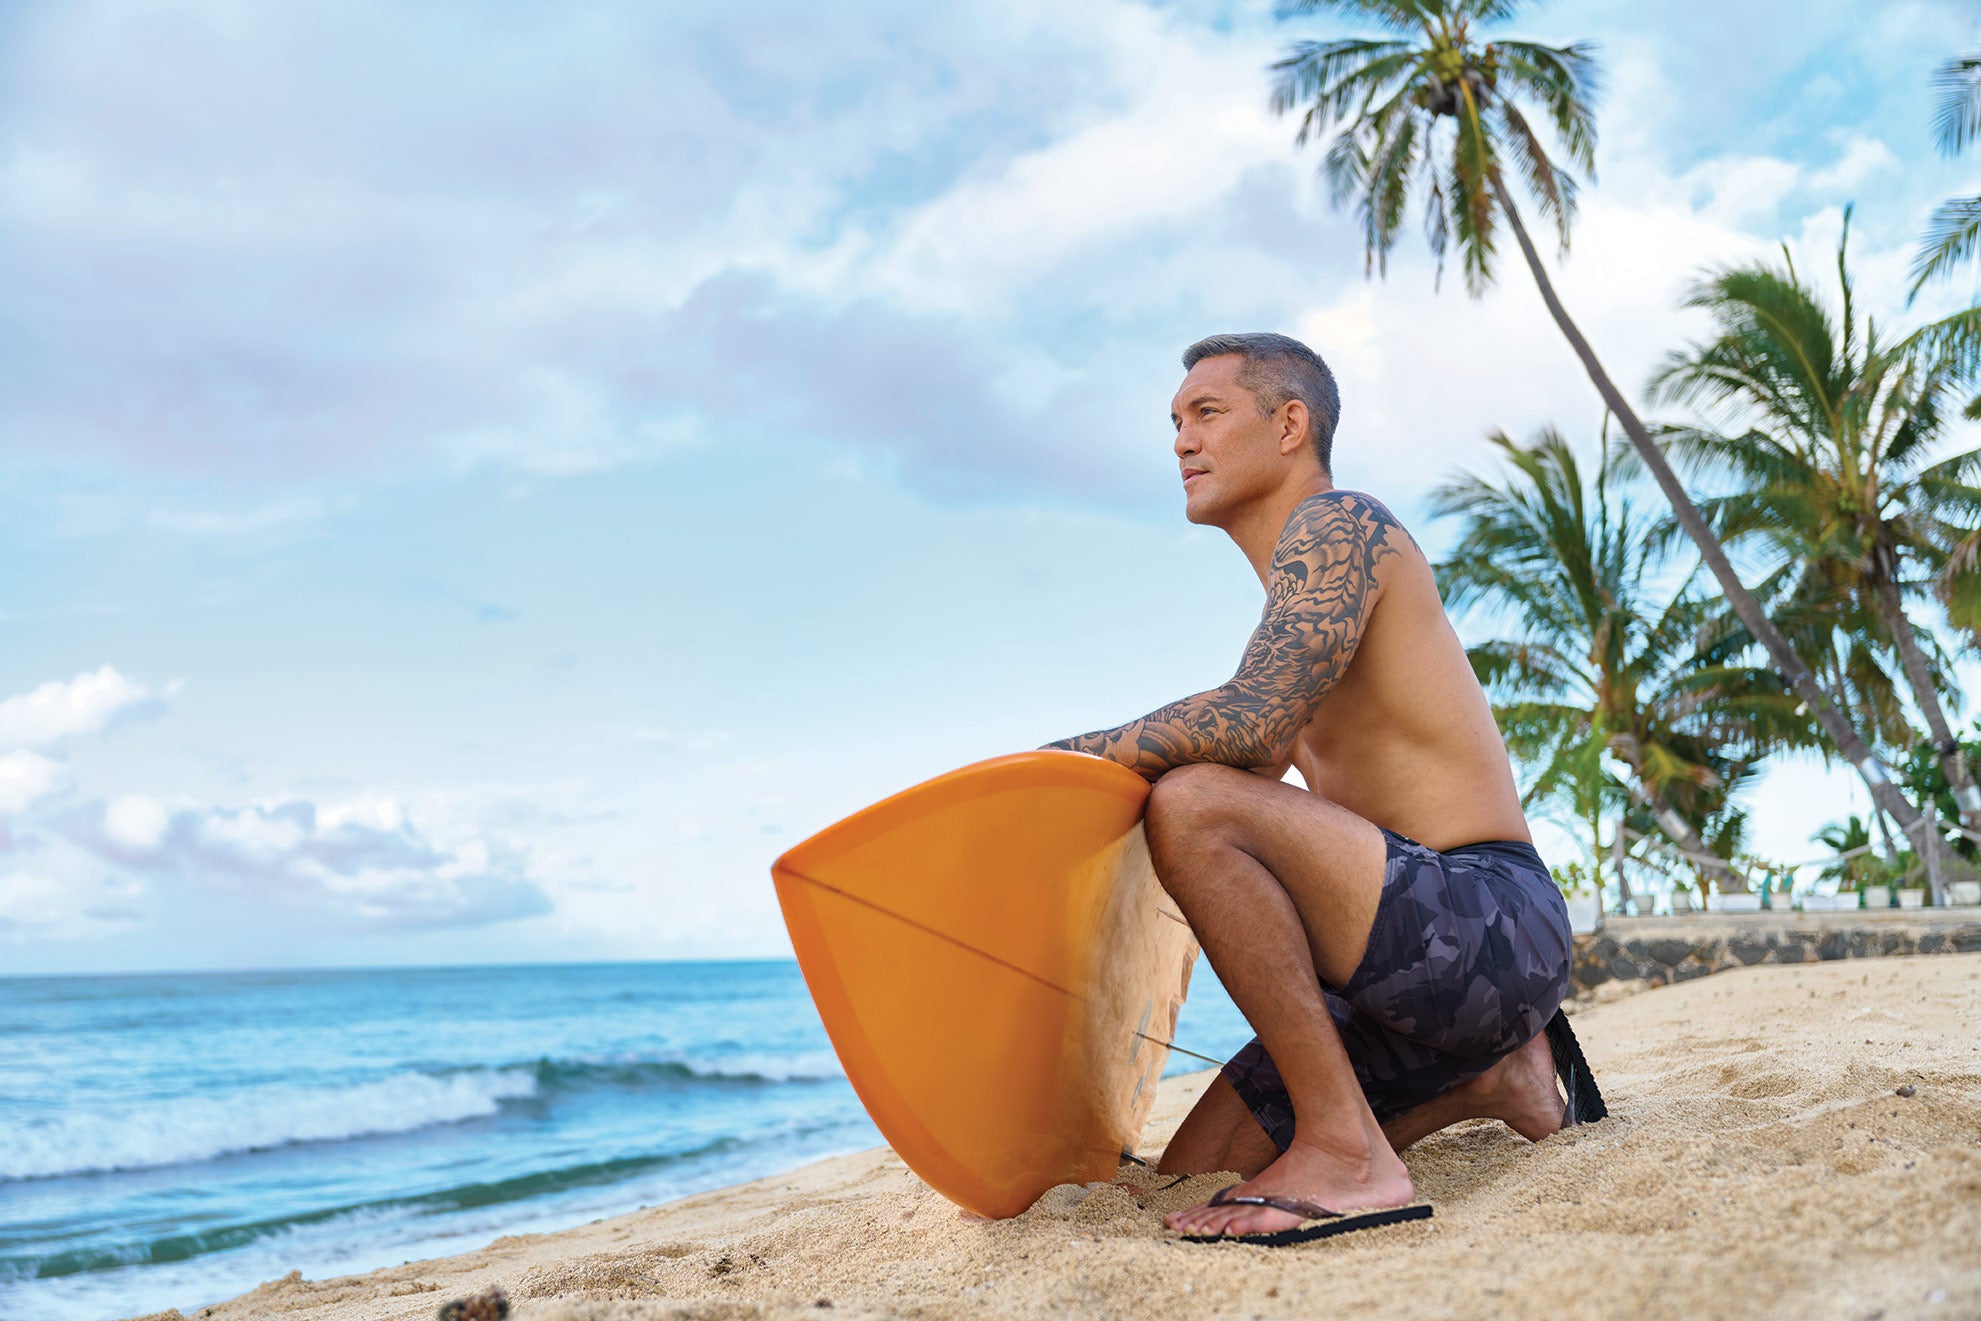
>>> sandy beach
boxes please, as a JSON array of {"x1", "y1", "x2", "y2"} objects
[{"x1": 142, "y1": 954, "x2": 1981, "y2": 1321}]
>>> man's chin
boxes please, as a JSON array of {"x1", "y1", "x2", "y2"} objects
[{"x1": 1182, "y1": 493, "x2": 1224, "y2": 527}]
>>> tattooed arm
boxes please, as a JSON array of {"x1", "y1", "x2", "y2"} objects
[{"x1": 1043, "y1": 491, "x2": 1407, "y2": 781}]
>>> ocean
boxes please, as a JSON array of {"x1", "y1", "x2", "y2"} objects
[{"x1": 0, "y1": 959, "x2": 1251, "y2": 1321}]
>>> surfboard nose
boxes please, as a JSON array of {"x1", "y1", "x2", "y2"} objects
[{"x1": 772, "y1": 751, "x2": 1197, "y2": 1219}]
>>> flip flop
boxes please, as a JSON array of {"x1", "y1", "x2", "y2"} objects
[
  {"x1": 1544, "y1": 1009, "x2": 1608, "y2": 1125},
  {"x1": 1176, "y1": 1185, "x2": 1433, "y2": 1248}
]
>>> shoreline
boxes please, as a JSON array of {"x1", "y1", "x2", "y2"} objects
[{"x1": 141, "y1": 954, "x2": 1981, "y2": 1321}]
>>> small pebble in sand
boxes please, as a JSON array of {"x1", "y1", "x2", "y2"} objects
[
  {"x1": 436, "y1": 1286, "x2": 508, "y2": 1321},
  {"x1": 1896, "y1": 1084, "x2": 1917, "y2": 1097}
]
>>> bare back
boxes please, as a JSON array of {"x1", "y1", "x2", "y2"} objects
[
  {"x1": 1047, "y1": 487, "x2": 1530, "y2": 853},
  {"x1": 1286, "y1": 492, "x2": 1529, "y2": 851}
]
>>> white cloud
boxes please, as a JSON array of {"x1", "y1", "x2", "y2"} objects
[
  {"x1": 0, "y1": 665, "x2": 554, "y2": 943},
  {"x1": 102, "y1": 794, "x2": 167, "y2": 850},
  {"x1": 0, "y1": 751, "x2": 67, "y2": 814},
  {"x1": 872, "y1": 9, "x2": 1285, "y2": 311},
  {"x1": 53, "y1": 792, "x2": 552, "y2": 932},
  {"x1": 0, "y1": 666, "x2": 173, "y2": 750},
  {"x1": 1807, "y1": 136, "x2": 1901, "y2": 196}
]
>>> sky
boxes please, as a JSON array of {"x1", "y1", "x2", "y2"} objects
[{"x1": 2, "y1": 0, "x2": 1978, "y2": 975}]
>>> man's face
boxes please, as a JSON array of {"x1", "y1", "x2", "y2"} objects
[{"x1": 1170, "y1": 354, "x2": 1288, "y2": 526}]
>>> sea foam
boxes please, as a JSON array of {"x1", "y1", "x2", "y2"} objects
[{"x1": 0, "y1": 1068, "x2": 539, "y2": 1181}]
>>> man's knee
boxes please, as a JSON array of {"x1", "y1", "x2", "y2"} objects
[{"x1": 1146, "y1": 763, "x2": 1250, "y2": 880}]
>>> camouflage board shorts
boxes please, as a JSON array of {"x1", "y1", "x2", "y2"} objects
[{"x1": 1222, "y1": 829, "x2": 1572, "y2": 1145}]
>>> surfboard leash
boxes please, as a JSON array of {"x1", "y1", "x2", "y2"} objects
[{"x1": 1132, "y1": 1031, "x2": 1225, "y2": 1068}]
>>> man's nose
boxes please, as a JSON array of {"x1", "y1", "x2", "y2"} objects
[{"x1": 1173, "y1": 427, "x2": 1197, "y2": 458}]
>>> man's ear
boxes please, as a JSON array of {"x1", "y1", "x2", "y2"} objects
[{"x1": 1277, "y1": 400, "x2": 1310, "y2": 457}]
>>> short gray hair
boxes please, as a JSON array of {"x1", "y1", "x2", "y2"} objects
[{"x1": 1181, "y1": 332, "x2": 1341, "y2": 471}]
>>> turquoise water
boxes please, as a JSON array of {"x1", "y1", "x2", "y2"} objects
[{"x1": 0, "y1": 959, "x2": 1249, "y2": 1321}]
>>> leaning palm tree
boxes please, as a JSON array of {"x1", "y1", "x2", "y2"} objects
[
  {"x1": 1910, "y1": 51, "x2": 1981, "y2": 296},
  {"x1": 1648, "y1": 218, "x2": 1981, "y2": 886},
  {"x1": 1432, "y1": 428, "x2": 1811, "y2": 894},
  {"x1": 1269, "y1": 0, "x2": 1948, "y2": 862}
]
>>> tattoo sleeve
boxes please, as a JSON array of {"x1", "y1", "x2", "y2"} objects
[{"x1": 1043, "y1": 491, "x2": 1407, "y2": 781}]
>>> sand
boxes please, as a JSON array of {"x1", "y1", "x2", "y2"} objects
[{"x1": 142, "y1": 954, "x2": 1981, "y2": 1321}]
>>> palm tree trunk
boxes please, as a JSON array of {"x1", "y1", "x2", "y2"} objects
[
  {"x1": 1648, "y1": 794, "x2": 1740, "y2": 892},
  {"x1": 1611, "y1": 824, "x2": 1633, "y2": 911},
  {"x1": 1488, "y1": 174, "x2": 1948, "y2": 900},
  {"x1": 1610, "y1": 736, "x2": 1741, "y2": 892},
  {"x1": 1875, "y1": 809, "x2": 1901, "y2": 864},
  {"x1": 1606, "y1": 815, "x2": 1633, "y2": 911},
  {"x1": 1870, "y1": 558, "x2": 1981, "y2": 839}
]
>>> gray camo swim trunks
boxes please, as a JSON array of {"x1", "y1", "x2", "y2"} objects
[{"x1": 1222, "y1": 828, "x2": 1572, "y2": 1145}]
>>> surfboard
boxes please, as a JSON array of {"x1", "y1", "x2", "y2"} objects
[{"x1": 770, "y1": 750, "x2": 1200, "y2": 1220}]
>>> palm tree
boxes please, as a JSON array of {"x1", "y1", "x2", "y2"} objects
[
  {"x1": 1910, "y1": 52, "x2": 1981, "y2": 296},
  {"x1": 1268, "y1": 0, "x2": 1948, "y2": 865},
  {"x1": 1648, "y1": 217, "x2": 1981, "y2": 888},
  {"x1": 1815, "y1": 814, "x2": 1908, "y2": 892},
  {"x1": 1901, "y1": 719, "x2": 1981, "y2": 862},
  {"x1": 1431, "y1": 428, "x2": 1810, "y2": 895}
]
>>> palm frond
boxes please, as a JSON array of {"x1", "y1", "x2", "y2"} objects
[
  {"x1": 1448, "y1": 87, "x2": 1502, "y2": 296},
  {"x1": 1269, "y1": 42, "x2": 1421, "y2": 140},
  {"x1": 1493, "y1": 38, "x2": 1601, "y2": 175},
  {"x1": 1359, "y1": 103, "x2": 1423, "y2": 275},
  {"x1": 1930, "y1": 52, "x2": 1981, "y2": 156},
  {"x1": 1907, "y1": 194, "x2": 1981, "y2": 297},
  {"x1": 1494, "y1": 96, "x2": 1578, "y2": 255},
  {"x1": 1274, "y1": 0, "x2": 1442, "y2": 36}
]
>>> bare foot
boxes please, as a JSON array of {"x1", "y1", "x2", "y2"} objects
[
  {"x1": 1447, "y1": 1029, "x2": 1566, "y2": 1142},
  {"x1": 1163, "y1": 1127, "x2": 1414, "y2": 1238}
]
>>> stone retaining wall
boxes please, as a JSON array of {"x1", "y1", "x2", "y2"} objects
[{"x1": 1569, "y1": 909, "x2": 1981, "y2": 995}]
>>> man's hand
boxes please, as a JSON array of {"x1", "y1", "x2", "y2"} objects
[{"x1": 1043, "y1": 491, "x2": 1407, "y2": 781}]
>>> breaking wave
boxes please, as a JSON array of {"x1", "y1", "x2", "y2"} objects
[{"x1": 1, "y1": 1051, "x2": 841, "y2": 1182}]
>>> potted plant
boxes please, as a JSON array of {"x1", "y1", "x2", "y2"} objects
[
  {"x1": 1861, "y1": 853, "x2": 1910, "y2": 910},
  {"x1": 1813, "y1": 816, "x2": 1903, "y2": 911},
  {"x1": 1760, "y1": 867, "x2": 1796, "y2": 912},
  {"x1": 1708, "y1": 877, "x2": 1763, "y2": 913},
  {"x1": 1894, "y1": 853, "x2": 1929, "y2": 908},
  {"x1": 1668, "y1": 880, "x2": 1697, "y2": 914},
  {"x1": 1555, "y1": 860, "x2": 1602, "y2": 934}
]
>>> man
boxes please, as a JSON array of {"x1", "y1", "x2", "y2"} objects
[{"x1": 1044, "y1": 333, "x2": 1600, "y2": 1244}]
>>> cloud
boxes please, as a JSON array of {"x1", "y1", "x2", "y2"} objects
[
  {"x1": 3, "y1": 0, "x2": 1951, "y2": 513},
  {"x1": 0, "y1": 666, "x2": 554, "y2": 941},
  {"x1": 52, "y1": 793, "x2": 551, "y2": 931},
  {"x1": 636, "y1": 269, "x2": 1175, "y2": 504},
  {"x1": 0, "y1": 665, "x2": 173, "y2": 749},
  {"x1": 867, "y1": 6, "x2": 1287, "y2": 312},
  {"x1": 0, "y1": 0, "x2": 1214, "y2": 486},
  {"x1": 0, "y1": 751, "x2": 67, "y2": 814}
]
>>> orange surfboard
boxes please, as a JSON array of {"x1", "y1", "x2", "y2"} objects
[{"x1": 771, "y1": 751, "x2": 1200, "y2": 1219}]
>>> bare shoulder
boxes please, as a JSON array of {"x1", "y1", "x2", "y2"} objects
[{"x1": 1274, "y1": 490, "x2": 1421, "y2": 575}]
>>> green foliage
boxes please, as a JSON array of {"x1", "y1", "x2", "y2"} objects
[
  {"x1": 1898, "y1": 719, "x2": 1981, "y2": 862},
  {"x1": 1813, "y1": 814, "x2": 1913, "y2": 891},
  {"x1": 1552, "y1": 858, "x2": 1595, "y2": 895},
  {"x1": 1430, "y1": 428, "x2": 1812, "y2": 885},
  {"x1": 1271, "y1": 0, "x2": 1600, "y2": 294},
  {"x1": 1912, "y1": 196, "x2": 1981, "y2": 298},
  {"x1": 1913, "y1": 52, "x2": 1981, "y2": 295},
  {"x1": 1649, "y1": 214, "x2": 1981, "y2": 664}
]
